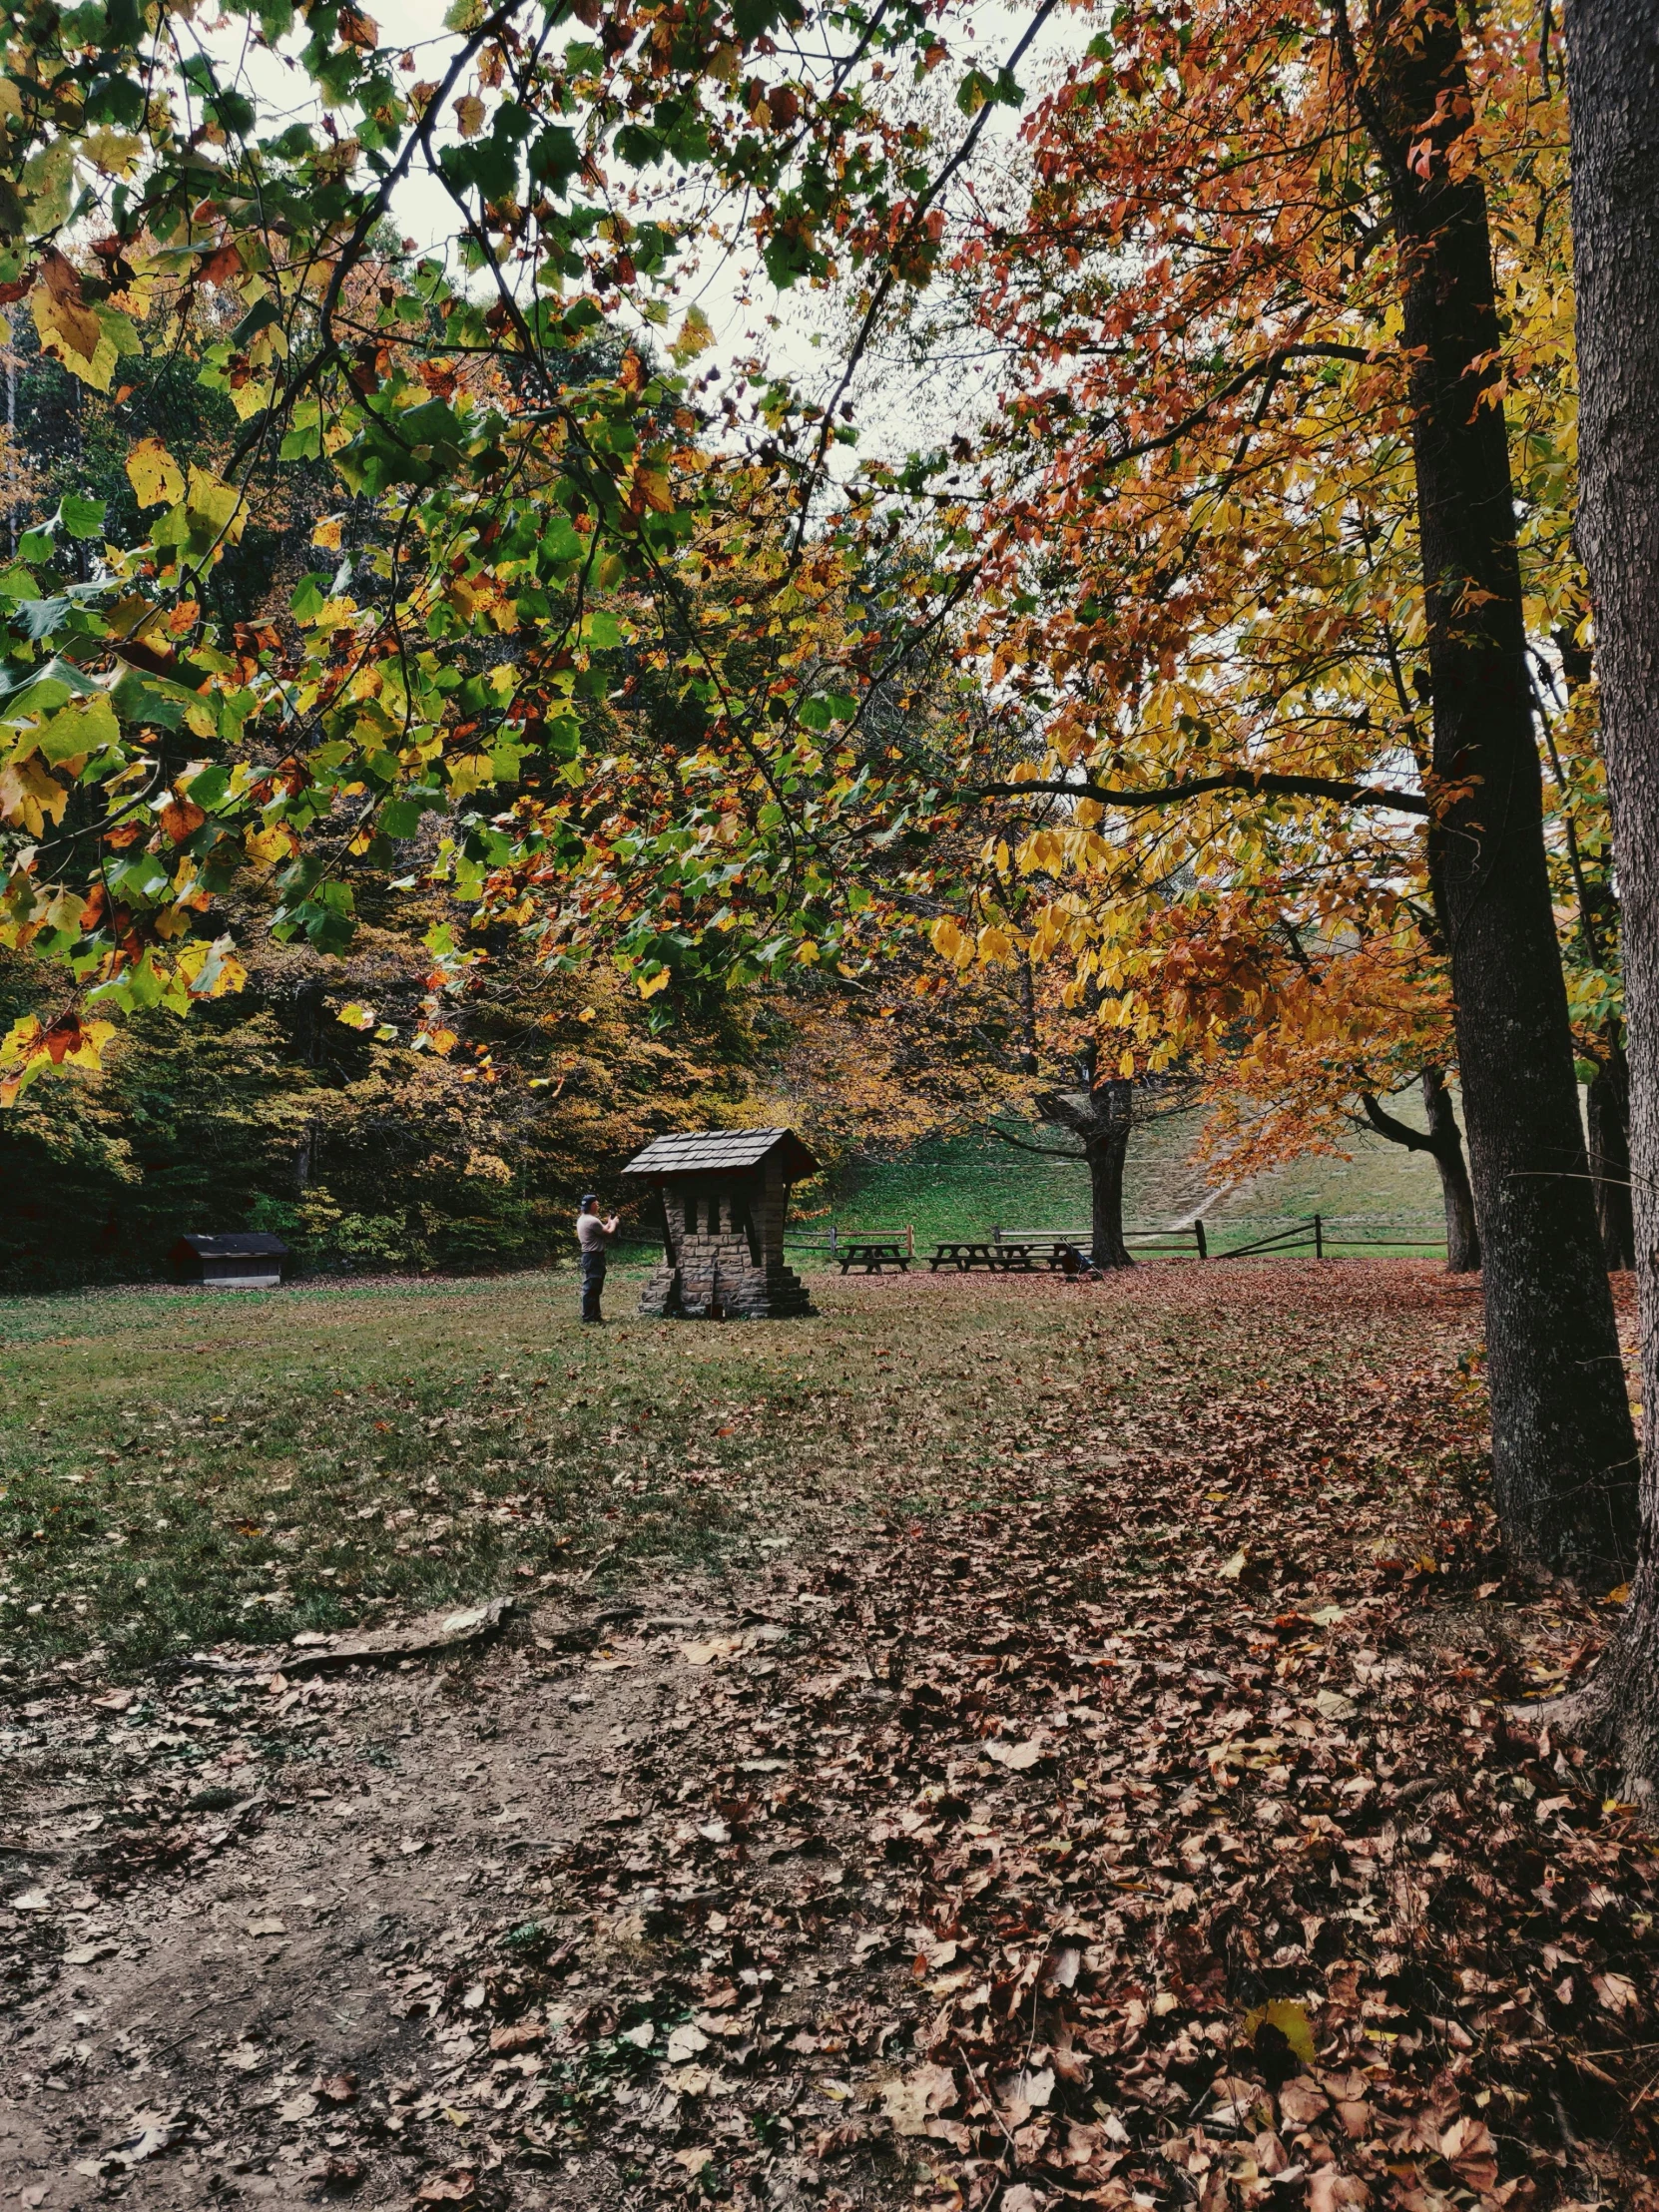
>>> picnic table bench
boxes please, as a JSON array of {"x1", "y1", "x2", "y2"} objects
[
  {"x1": 837, "y1": 1239, "x2": 911, "y2": 1274},
  {"x1": 927, "y1": 1239, "x2": 1083, "y2": 1271},
  {"x1": 929, "y1": 1237, "x2": 1115, "y2": 1273},
  {"x1": 928, "y1": 1240, "x2": 1001, "y2": 1271}
]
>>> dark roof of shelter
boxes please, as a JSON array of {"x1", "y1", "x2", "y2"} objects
[
  {"x1": 171, "y1": 1233, "x2": 289, "y2": 1258},
  {"x1": 621, "y1": 1128, "x2": 819, "y2": 1180}
]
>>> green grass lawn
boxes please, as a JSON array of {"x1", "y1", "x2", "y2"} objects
[{"x1": 0, "y1": 1262, "x2": 1479, "y2": 1683}]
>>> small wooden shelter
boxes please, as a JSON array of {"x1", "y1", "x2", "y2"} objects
[
  {"x1": 169, "y1": 1232, "x2": 288, "y2": 1289},
  {"x1": 622, "y1": 1127, "x2": 818, "y2": 1320}
]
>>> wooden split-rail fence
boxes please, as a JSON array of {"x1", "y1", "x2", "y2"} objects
[{"x1": 782, "y1": 1215, "x2": 1448, "y2": 1273}]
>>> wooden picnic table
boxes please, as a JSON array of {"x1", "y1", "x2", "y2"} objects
[
  {"x1": 928, "y1": 1238, "x2": 1098, "y2": 1273},
  {"x1": 926, "y1": 1240, "x2": 1043, "y2": 1271},
  {"x1": 837, "y1": 1239, "x2": 911, "y2": 1274}
]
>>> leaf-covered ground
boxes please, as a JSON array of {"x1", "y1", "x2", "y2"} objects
[{"x1": 1, "y1": 1265, "x2": 1654, "y2": 2210}]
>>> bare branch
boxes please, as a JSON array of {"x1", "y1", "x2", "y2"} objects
[
  {"x1": 981, "y1": 1120, "x2": 1084, "y2": 1161},
  {"x1": 974, "y1": 772, "x2": 1431, "y2": 817}
]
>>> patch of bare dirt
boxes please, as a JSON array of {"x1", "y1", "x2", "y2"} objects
[{"x1": 0, "y1": 1584, "x2": 755, "y2": 2209}]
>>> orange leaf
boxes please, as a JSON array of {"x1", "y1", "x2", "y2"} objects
[{"x1": 159, "y1": 798, "x2": 206, "y2": 843}]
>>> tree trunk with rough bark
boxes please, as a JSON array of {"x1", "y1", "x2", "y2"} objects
[
  {"x1": 1587, "y1": 1036, "x2": 1636, "y2": 1272},
  {"x1": 1037, "y1": 1082, "x2": 1134, "y2": 1268},
  {"x1": 1421, "y1": 1068, "x2": 1481, "y2": 1273},
  {"x1": 1360, "y1": 1067, "x2": 1480, "y2": 1274},
  {"x1": 1559, "y1": 0, "x2": 1659, "y2": 1786},
  {"x1": 1016, "y1": 956, "x2": 1040, "y2": 1075},
  {"x1": 1348, "y1": 0, "x2": 1638, "y2": 1583}
]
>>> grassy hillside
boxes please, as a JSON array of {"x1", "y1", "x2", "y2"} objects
[{"x1": 809, "y1": 1105, "x2": 1454, "y2": 1259}]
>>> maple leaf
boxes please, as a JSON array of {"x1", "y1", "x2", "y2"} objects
[
  {"x1": 0, "y1": 758, "x2": 69, "y2": 836},
  {"x1": 881, "y1": 2061, "x2": 957, "y2": 2136},
  {"x1": 1439, "y1": 2113, "x2": 1499, "y2": 2193}
]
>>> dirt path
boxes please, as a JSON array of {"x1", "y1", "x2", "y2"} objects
[{"x1": 0, "y1": 1586, "x2": 746, "y2": 2209}]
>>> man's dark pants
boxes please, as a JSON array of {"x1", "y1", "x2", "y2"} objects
[{"x1": 581, "y1": 1250, "x2": 607, "y2": 1322}]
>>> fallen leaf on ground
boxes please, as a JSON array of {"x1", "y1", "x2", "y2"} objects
[
  {"x1": 984, "y1": 1736, "x2": 1045, "y2": 1770},
  {"x1": 881, "y1": 2062, "x2": 957, "y2": 2136},
  {"x1": 414, "y1": 2172, "x2": 476, "y2": 2203}
]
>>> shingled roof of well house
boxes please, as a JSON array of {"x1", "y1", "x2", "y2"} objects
[{"x1": 621, "y1": 1128, "x2": 819, "y2": 1178}]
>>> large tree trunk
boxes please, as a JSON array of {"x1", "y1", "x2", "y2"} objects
[
  {"x1": 1561, "y1": 0, "x2": 1659, "y2": 1784},
  {"x1": 1037, "y1": 1081, "x2": 1134, "y2": 1268},
  {"x1": 1351, "y1": 0, "x2": 1638, "y2": 1583},
  {"x1": 1360, "y1": 1066, "x2": 1479, "y2": 1274},
  {"x1": 1587, "y1": 1034, "x2": 1636, "y2": 1272}
]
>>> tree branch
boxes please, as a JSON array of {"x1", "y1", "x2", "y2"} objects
[
  {"x1": 974, "y1": 772, "x2": 1430, "y2": 817},
  {"x1": 981, "y1": 1120, "x2": 1084, "y2": 1161},
  {"x1": 1359, "y1": 1091, "x2": 1439, "y2": 1153},
  {"x1": 1086, "y1": 340, "x2": 1379, "y2": 466}
]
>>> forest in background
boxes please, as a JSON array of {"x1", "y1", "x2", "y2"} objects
[{"x1": 0, "y1": 292, "x2": 749, "y2": 1282}]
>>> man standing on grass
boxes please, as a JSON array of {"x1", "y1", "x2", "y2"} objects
[{"x1": 576, "y1": 1194, "x2": 620, "y2": 1324}]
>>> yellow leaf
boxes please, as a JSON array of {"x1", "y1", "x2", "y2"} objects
[
  {"x1": 126, "y1": 438, "x2": 186, "y2": 509},
  {"x1": 0, "y1": 1011, "x2": 114, "y2": 1087},
  {"x1": 312, "y1": 516, "x2": 343, "y2": 549},
  {"x1": 176, "y1": 935, "x2": 248, "y2": 999},
  {"x1": 931, "y1": 915, "x2": 966, "y2": 962},
  {"x1": 0, "y1": 1012, "x2": 42, "y2": 1070},
  {"x1": 1243, "y1": 1999, "x2": 1316, "y2": 2065},
  {"x1": 670, "y1": 305, "x2": 716, "y2": 363},
  {"x1": 446, "y1": 751, "x2": 494, "y2": 797},
  {"x1": 1119, "y1": 1048, "x2": 1135, "y2": 1077},
  {"x1": 0, "y1": 756, "x2": 69, "y2": 835},
  {"x1": 630, "y1": 465, "x2": 674, "y2": 515},
  {"x1": 638, "y1": 967, "x2": 671, "y2": 999},
  {"x1": 454, "y1": 93, "x2": 485, "y2": 138},
  {"x1": 83, "y1": 130, "x2": 142, "y2": 178},
  {"x1": 187, "y1": 465, "x2": 247, "y2": 542},
  {"x1": 32, "y1": 282, "x2": 110, "y2": 388},
  {"x1": 228, "y1": 375, "x2": 276, "y2": 422},
  {"x1": 336, "y1": 1001, "x2": 376, "y2": 1030},
  {"x1": 245, "y1": 822, "x2": 297, "y2": 868}
]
